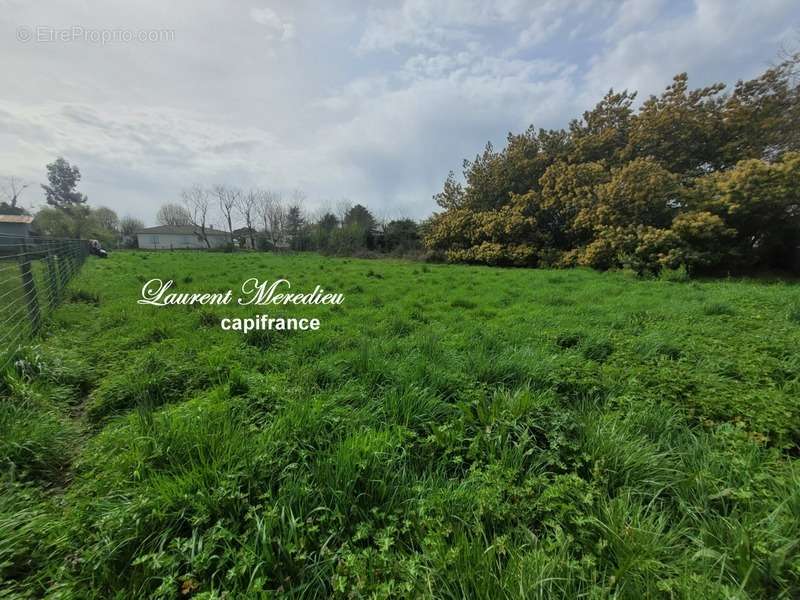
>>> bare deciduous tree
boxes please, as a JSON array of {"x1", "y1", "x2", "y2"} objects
[
  {"x1": 119, "y1": 215, "x2": 144, "y2": 248},
  {"x1": 0, "y1": 176, "x2": 31, "y2": 208},
  {"x1": 213, "y1": 184, "x2": 240, "y2": 243},
  {"x1": 290, "y1": 189, "x2": 307, "y2": 207},
  {"x1": 119, "y1": 215, "x2": 144, "y2": 236},
  {"x1": 312, "y1": 199, "x2": 334, "y2": 224},
  {"x1": 182, "y1": 184, "x2": 213, "y2": 248},
  {"x1": 236, "y1": 189, "x2": 258, "y2": 248},
  {"x1": 255, "y1": 189, "x2": 286, "y2": 248},
  {"x1": 156, "y1": 202, "x2": 192, "y2": 227},
  {"x1": 336, "y1": 198, "x2": 353, "y2": 225},
  {"x1": 93, "y1": 206, "x2": 120, "y2": 232}
]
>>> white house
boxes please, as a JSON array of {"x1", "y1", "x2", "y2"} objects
[{"x1": 136, "y1": 225, "x2": 230, "y2": 249}]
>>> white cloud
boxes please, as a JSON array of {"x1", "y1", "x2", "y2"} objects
[
  {"x1": 601, "y1": 0, "x2": 666, "y2": 41},
  {"x1": 582, "y1": 0, "x2": 799, "y2": 104},
  {"x1": 250, "y1": 7, "x2": 295, "y2": 41},
  {"x1": 358, "y1": 0, "x2": 609, "y2": 55}
]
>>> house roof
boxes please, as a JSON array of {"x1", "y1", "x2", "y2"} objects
[
  {"x1": 136, "y1": 225, "x2": 229, "y2": 236},
  {"x1": 0, "y1": 214, "x2": 34, "y2": 224},
  {"x1": 233, "y1": 226, "x2": 258, "y2": 235}
]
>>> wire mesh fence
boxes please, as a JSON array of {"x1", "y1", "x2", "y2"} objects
[{"x1": 0, "y1": 233, "x2": 89, "y2": 371}]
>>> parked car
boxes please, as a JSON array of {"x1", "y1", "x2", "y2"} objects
[{"x1": 89, "y1": 239, "x2": 108, "y2": 258}]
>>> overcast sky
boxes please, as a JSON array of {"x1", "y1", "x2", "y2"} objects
[{"x1": 1, "y1": 0, "x2": 798, "y2": 225}]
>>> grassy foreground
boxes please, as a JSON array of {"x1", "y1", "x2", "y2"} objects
[{"x1": 1, "y1": 251, "x2": 800, "y2": 599}]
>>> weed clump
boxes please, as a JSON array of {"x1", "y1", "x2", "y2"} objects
[
  {"x1": 788, "y1": 304, "x2": 800, "y2": 325},
  {"x1": 659, "y1": 265, "x2": 690, "y2": 282},
  {"x1": 197, "y1": 309, "x2": 219, "y2": 328},
  {"x1": 68, "y1": 289, "x2": 100, "y2": 305},
  {"x1": 704, "y1": 302, "x2": 735, "y2": 316},
  {"x1": 0, "y1": 379, "x2": 77, "y2": 483},
  {"x1": 451, "y1": 298, "x2": 477, "y2": 309},
  {"x1": 556, "y1": 332, "x2": 583, "y2": 349},
  {"x1": 581, "y1": 338, "x2": 614, "y2": 362},
  {"x1": 86, "y1": 345, "x2": 212, "y2": 421},
  {"x1": 387, "y1": 316, "x2": 413, "y2": 337},
  {"x1": 636, "y1": 336, "x2": 683, "y2": 361},
  {"x1": 244, "y1": 327, "x2": 277, "y2": 350},
  {"x1": 141, "y1": 326, "x2": 169, "y2": 344}
]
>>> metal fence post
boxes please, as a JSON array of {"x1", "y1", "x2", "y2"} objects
[
  {"x1": 45, "y1": 240, "x2": 60, "y2": 307},
  {"x1": 59, "y1": 240, "x2": 70, "y2": 287},
  {"x1": 18, "y1": 237, "x2": 41, "y2": 334}
]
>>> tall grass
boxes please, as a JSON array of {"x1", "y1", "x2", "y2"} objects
[{"x1": 1, "y1": 251, "x2": 798, "y2": 598}]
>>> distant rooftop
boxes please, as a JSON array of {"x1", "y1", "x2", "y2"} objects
[
  {"x1": 0, "y1": 214, "x2": 34, "y2": 224},
  {"x1": 137, "y1": 225, "x2": 229, "y2": 236}
]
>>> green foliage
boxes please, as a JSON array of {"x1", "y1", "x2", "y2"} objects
[
  {"x1": 693, "y1": 152, "x2": 800, "y2": 270},
  {"x1": 343, "y1": 203, "x2": 377, "y2": 233},
  {"x1": 285, "y1": 204, "x2": 307, "y2": 250},
  {"x1": 659, "y1": 265, "x2": 690, "y2": 283},
  {"x1": 624, "y1": 73, "x2": 727, "y2": 175},
  {"x1": 32, "y1": 204, "x2": 121, "y2": 245},
  {"x1": 0, "y1": 203, "x2": 27, "y2": 216},
  {"x1": 425, "y1": 56, "x2": 800, "y2": 275},
  {"x1": 1, "y1": 252, "x2": 799, "y2": 597},
  {"x1": 595, "y1": 158, "x2": 679, "y2": 229},
  {"x1": 305, "y1": 210, "x2": 423, "y2": 257},
  {"x1": 381, "y1": 219, "x2": 420, "y2": 254},
  {"x1": 41, "y1": 157, "x2": 87, "y2": 207}
]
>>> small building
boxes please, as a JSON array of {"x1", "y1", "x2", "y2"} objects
[
  {"x1": 136, "y1": 225, "x2": 230, "y2": 250},
  {"x1": 0, "y1": 214, "x2": 34, "y2": 250}
]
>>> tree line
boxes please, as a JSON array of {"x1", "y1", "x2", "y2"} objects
[
  {"x1": 3, "y1": 162, "x2": 422, "y2": 256},
  {"x1": 424, "y1": 54, "x2": 800, "y2": 274},
  {"x1": 161, "y1": 185, "x2": 422, "y2": 255}
]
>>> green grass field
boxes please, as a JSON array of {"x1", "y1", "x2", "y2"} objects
[{"x1": 2, "y1": 251, "x2": 800, "y2": 598}]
